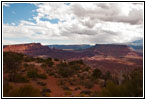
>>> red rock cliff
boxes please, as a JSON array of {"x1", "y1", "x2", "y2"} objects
[{"x1": 3, "y1": 43, "x2": 51, "y2": 56}]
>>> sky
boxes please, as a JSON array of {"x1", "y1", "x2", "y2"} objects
[{"x1": 3, "y1": 2, "x2": 144, "y2": 45}]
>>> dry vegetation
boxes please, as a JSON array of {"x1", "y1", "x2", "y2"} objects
[{"x1": 3, "y1": 52, "x2": 143, "y2": 97}]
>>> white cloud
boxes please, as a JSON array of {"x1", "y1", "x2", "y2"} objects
[
  {"x1": 3, "y1": 40, "x2": 18, "y2": 45},
  {"x1": 3, "y1": 2, "x2": 144, "y2": 45},
  {"x1": 3, "y1": 3, "x2": 10, "y2": 7},
  {"x1": 71, "y1": 3, "x2": 143, "y2": 25}
]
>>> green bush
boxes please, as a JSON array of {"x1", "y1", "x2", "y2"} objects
[
  {"x1": 70, "y1": 64, "x2": 81, "y2": 71},
  {"x1": 3, "y1": 52, "x2": 24, "y2": 72},
  {"x1": 103, "y1": 71, "x2": 112, "y2": 80},
  {"x1": 8, "y1": 85, "x2": 41, "y2": 97},
  {"x1": 92, "y1": 68, "x2": 102, "y2": 79},
  {"x1": 62, "y1": 85, "x2": 70, "y2": 90},
  {"x1": 69, "y1": 60, "x2": 84, "y2": 65},
  {"x1": 47, "y1": 58, "x2": 52, "y2": 61},
  {"x1": 9, "y1": 73, "x2": 29, "y2": 83},
  {"x1": 37, "y1": 81, "x2": 46, "y2": 86},
  {"x1": 80, "y1": 90, "x2": 91, "y2": 95},
  {"x1": 38, "y1": 73, "x2": 47, "y2": 79},
  {"x1": 58, "y1": 80, "x2": 65, "y2": 86},
  {"x1": 54, "y1": 58, "x2": 59, "y2": 61},
  {"x1": 23, "y1": 63, "x2": 29, "y2": 67},
  {"x1": 41, "y1": 87, "x2": 51, "y2": 96},
  {"x1": 58, "y1": 66, "x2": 73, "y2": 77},
  {"x1": 74, "y1": 87, "x2": 81, "y2": 90},
  {"x1": 45, "y1": 61, "x2": 54, "y2": 67},
  {"x1": 83, "y1": 80, "x2": 94, "y2": 89},
  {"x1": 57, "y1": 62, "x2": 81, "y2": 77},
  {"x1": 82, "y1": 66, "x2": 90, "y2": 71},
  {"x1": 41, "y1": 64, "x2": 47, "y2": 68},
  {"x1": 64, "y1": 91, "x2": 72, "y2": 96},
  {"x1": 36, "y1": 58, "x2": 45, "y2": 63},
  {"x1": 27, "y1": 70, "x2": 38, "y2": 78},
  {"x1": 98, "y1": 68, "x2": 143, "y2": 97},
  {"x1": 24, "y1": 56, "x2": 35, "y2": 62},
  {"x1": 3, "y1": 83, "x2": 13, "y2": 97},
  {"x1": 57, "y1": 62, "x2": 68, "y2": 67}
]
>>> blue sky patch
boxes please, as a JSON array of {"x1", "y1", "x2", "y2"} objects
[
  {"x1": 3, "y1": 3, "x2": 37, "y2": 25},
  {"x1": 40, "y1": 18, "x2": 60, "y2": 24}
]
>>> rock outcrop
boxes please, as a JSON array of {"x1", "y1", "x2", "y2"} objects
[
  {"x1": 3, "y1": 43, "x2": 140, "y2": 59},
  {"x1": 90, "y1": 44, "x2": 138, "y2": 57},
  {"x1": 3, "y1": 43, "x2": 51, "y2": 56}
]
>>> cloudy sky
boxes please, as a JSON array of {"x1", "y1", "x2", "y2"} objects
[{"x1": 3, "y1": 2, "x2": 144, "y2": 45}]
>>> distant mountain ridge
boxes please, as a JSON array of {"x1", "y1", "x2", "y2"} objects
[
  {"x1": 47, "y1": 39, "x2": 143, "y2": 53},
  {"x1": 3, "y1": 42, "x2": 141, "y2": 59},
  {"x1": 127, "y1": 39, "x2": 143, "y2": 53},
  {"x1": 48, "y1": 45, "x2": 92, "y2": 50}
]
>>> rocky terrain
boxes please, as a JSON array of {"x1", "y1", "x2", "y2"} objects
[
  {"x1": 4, "y1": 43, "x2": 141, "y2": 58},
  {"x1": 3, "y1": 43, "x2": 143, "y2": 74},
  {"x1": 3, "y1": 43, "x2": 143, "y2": 97},
  {"x1": 3, "y1": 52, "x2": 143, "y2": 97}
]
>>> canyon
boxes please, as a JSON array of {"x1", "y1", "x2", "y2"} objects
[{"x1": 3, "y1": 43, "x2": 143, "y2": 74}]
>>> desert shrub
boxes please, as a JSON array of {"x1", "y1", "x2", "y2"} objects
[
  {"x1": 69, "y1": 60, "x2": 84, "y2": 65},
  {"x1": 58, "y1": 80, "x2": 66, "y2": 86},
  {"x1": 80, "y1": 90, "x2": 91, "y2": 95},
  {"x1": 36, "y1": 57, "x2": 54, "y2": 67},
  {"x1": 57, "y1": 62, "x2": 68, "y2": 67},
  {"x1": 54, "y1": 58, "x2": 59, "y2": 61},
  {"x1": 44, "y1": 93, "x2": 50, "y2": 97},
  {"x1": 64, "y1": 91, "x2": 72, "y2": 96},
  {"x1": 103, "y1": 71, "x2": 112, "y2": 80},
  {"x1": 92, "y1": 68, "x2": 102, "y2": 79},
  {"x1": 45, "y1": 61, "x2": 54, "y2": 67},
  {"x1": 70, "y1": 64, "x2": 81, "y2": 71},
  {"x1": 3, "y1": 52, "x2": 23, "y2": 72},
  {"x1": 21, "y1": 69, "x2": 26, "y2": 73},
  {"x1": 98, "y1": 81, "x2": 128, "y2": 97},
  {"x1": 38, "y1": 73, "x2": 47, "y2": 79},
  {"x1": 102, "y1": 71, "x2": 112, "y2": 87},
  {"x1": 68, "y1": 79, "x2": 75, "y2": 86},
  {"x1": 77, "y1": 93, "x2": 88, "y2": 97},
  {"x1": 41, "y1": 87, "x2": 51, "y2": 96},
  {"x1": 82, "y1": 66, "x2": 90, "y2": 71},
  {"x1": 9, "y1": 73, "x2": 29, "y2": 83},
  {"x1": 47, "y1": 58, "x2": 52, "y2": 61},
  {"x1": 74, "y1": 87, "x2": 81, "y2": 90},
  {"x1": 98, "y1": 68, "x2": 143, "y2": 97},
  {"x1": 29, "y1": 64, "x2": 35, "y2": 67},
  {"x1": 42, "y1": 88, "x2": 51, "y2": 93},
  {"x1": 79, "y1": 74, "x2": 85, "y2": 80},
  {"x1": 57, "y1": 62, "x2": 81, "y2": 77},
  {"x1": 3, "y1": 83, "x2": 13, "y2": 97},
  {"x1": 89, "y1": 91, "x2": 99, "y2": 97},
  {"x1": 41, "y1": 63, "x2": 47, "y2": 68},
  {"x1": 58, "y1": 66, "x2": 73, "y2": 77},
  {"x1": 57, "y1": 63, "x2": 72, "y2": 77},
  {"x1": 37, "y1": 81, "x2": 46, "y2": 86},
  {"x1": 83, "y1": 80, "x2": 94, "y2": 89},
  {"x1": 74, "y1": 87, "x2": 80, "y2": 90},
  {"x1": 24, "y1": 56, "x2": 35, "y2": 62},
  {"x1": 49, "y1": 72, "x2": 55, "y2": 76},
  {"x1": 23, "y1": 63, "x2": 29, "y2": 67},
  {"x1": 36, "y1": 58, "x2": 45, "y2": 63},
  {"x1": 62, "y1": 85, "x2": 70, "y2": 90},
  {"x1": 27, "y1": 70, "x2": 38, "y2": 78},
  {"x1": 8, "y1": 85, "x2": 41, "y2": 97}
]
